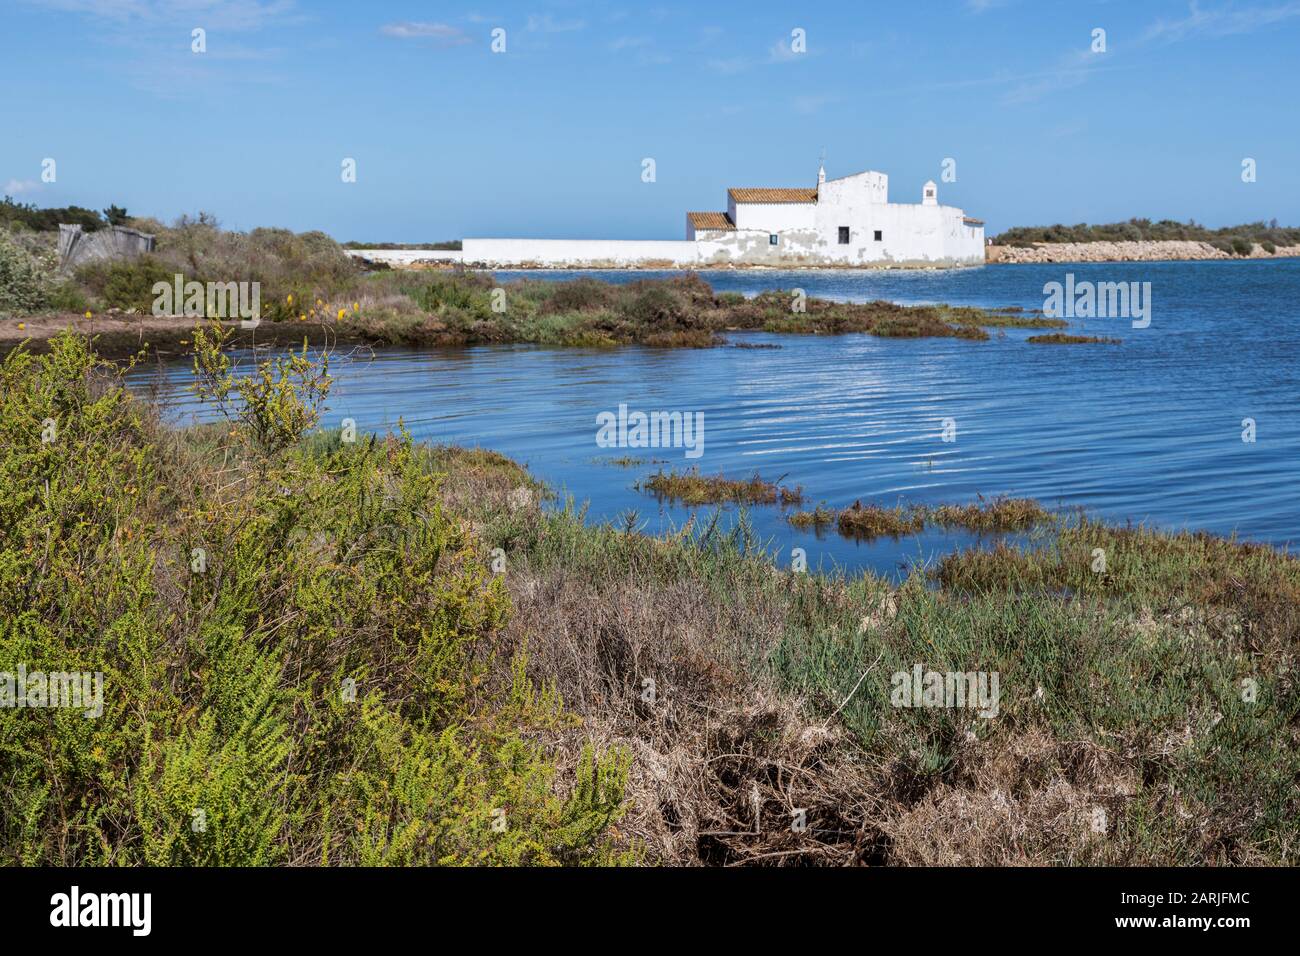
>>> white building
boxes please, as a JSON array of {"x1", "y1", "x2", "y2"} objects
[
  {"x1": 349, "y1": 162, "x2": 985, "y2": 270},
  {"x1": 685, "y1": 164, "x2": 985, "y2": 267}
]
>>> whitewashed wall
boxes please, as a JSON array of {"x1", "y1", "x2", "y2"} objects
[
  {"x1": 693, "y1": 208, "x2": 983, "y2": 267},
  {"x1": 694, "y1": 172, "x2": 983, "y2": 266},
  {"x1": 817, "y1": 171, "x2": 888, "y2": 209},
  {"x1": 730, "y1": 201, "x2": 816, "y2": 232},
  {"x1": 353, "y1": 228, "x2": 983, "y2": 269}
]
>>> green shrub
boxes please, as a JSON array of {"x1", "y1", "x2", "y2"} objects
[
  {"x1": 413, "y1": 277, "x2": 491, "y2": 317},
  {"x1": 155, "y1": 217, "x2": 359, "y2": 299},
  {"x1": 76, "y1": 255, "x2": 176, "y2": 312},
  {"x1": 0, "y1": 230, "x2": 54, "y2": 314},
  {"x1": 0, "y1": 332, "x2": 631, "y2": 866},
  {"x1": 992, "y1": 218, "x2": 1300, "y2": 247},
  {"x1": 540, "y1": 278, "x2": 614, "y2": 314},
  {"x1": 46, "y1": 279, "x2": 90, "y2": 314},
  {"x1": 0, "y1": 196, "x2": 104, "y2": 233},
  {"x1": 619, "y1": 285, "x2": 683, "y2": 325},
  {"x1": 190, "y1": 321, "x2": 333, "y2": 461},
  {"x1": 1231, "y1": 237, "x2": 1253, "y2": 256}
]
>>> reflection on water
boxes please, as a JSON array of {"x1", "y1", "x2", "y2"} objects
[{"x1": 130, "y1": 259, "x2": 1300, "y2": 578}]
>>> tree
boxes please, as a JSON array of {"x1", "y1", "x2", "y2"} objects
[{"x1": 102, "y1": 205, "x2": 130, "y2": 227}]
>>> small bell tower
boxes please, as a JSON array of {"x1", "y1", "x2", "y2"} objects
[{"x1": 922, "y1": 180, "x2": 938, "y2": 206}]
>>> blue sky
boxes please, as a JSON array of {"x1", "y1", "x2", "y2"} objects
[{"x1": 2, "y1": 0, "x2": 1298, "y2": 240}]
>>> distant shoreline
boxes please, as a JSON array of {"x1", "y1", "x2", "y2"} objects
[
  {"x1": 987, "y1": 239, "x2": 1300, "y2": 264},
  {"x1": 347, "y1": 242, "x2": 1300, "y2": 271},
  {"x1": 344, "y1": 249, "x2": 987, "y2": 271}
]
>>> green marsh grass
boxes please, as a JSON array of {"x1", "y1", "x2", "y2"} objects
[{"x1": 4, "y1": 332, "x2": 1294, "y2": 867}]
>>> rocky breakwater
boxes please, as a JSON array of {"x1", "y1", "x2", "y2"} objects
[{"x1": 987, "y1": 240, "x2": 1300, "y2": 264}]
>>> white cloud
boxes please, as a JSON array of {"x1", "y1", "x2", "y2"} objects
[
  {"x1": 380, "y1": 21, "x2": 471, "y2": 45},
  {"x1": 768, "y1": 38, "x2": 800, "y2": 62},
  {"x1": 3, "y1": 179, "x2": 42, "y2": 196}
]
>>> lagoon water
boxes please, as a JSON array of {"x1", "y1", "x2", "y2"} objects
[{"x1": 133, "y1": 259, "x2": 1300, "y2": 578}]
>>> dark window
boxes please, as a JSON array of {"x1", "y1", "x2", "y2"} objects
[
  {"x1": 838, "y1": 226, "x2": 850, "y2": 244},
  {"x1": 873, "y1": 230, "x2": 883, "y2": 242},
  {"x1": 769, "y1": 234, "x2": 779, "y2": 246}
]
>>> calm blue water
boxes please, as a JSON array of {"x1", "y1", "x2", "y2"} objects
[{"x1": 132, "y1": 260, "x2": 1300, "y2": 577}]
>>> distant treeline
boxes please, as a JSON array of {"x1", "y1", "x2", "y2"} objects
[
  {"x1": 1, "y1": 196, "x2": 132, "y2": 233},
  {"x1": 993, "y1": 218, "x2": 1300, "y2": 254},
  {"x1": 341, "y1": 240, "x2": 462, "y2": 250}
]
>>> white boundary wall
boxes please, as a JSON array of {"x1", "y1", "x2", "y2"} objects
[
  {"x1": 346, "y1": 249, "x2": 463, "y2": 266},
  {"x1": 461, "y1": 238, "x2": 700, "y2": 267},
  {"x1": 348, "y1": 225, "x2": 985, "y2": 270}
]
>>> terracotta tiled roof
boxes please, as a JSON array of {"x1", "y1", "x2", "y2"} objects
[
  {"x1": 963, "y1": 217, "x2": 985, "y2": 226},
  {"x1": 728, "y1": 187, "x2": 818, "y2": 204},
  {"x1": 687, "y1": 211, "x2": 736, "y2": 231}
]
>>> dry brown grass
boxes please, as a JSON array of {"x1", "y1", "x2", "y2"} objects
[
  {"x1": 831, "y1": 496, "x2": 1053, "y2": 540},
  {"x1": 881, "y1": 730, "x2": 1139, "y2": 865},
  {"x1": 1027, "y1": 333, "x2": 1122, "y2": 345},
  {"x1": 837, "y1": 501, "x2": 926, "y2": 539},
  {"x1": 641, "y1": 469, "x2": 803, "y2": 507},
  {"x1": 929, "y1": 497, "x2": 1053, "y2": 532},
  {"x1": 411, "y1": 447, "x2": 1300, "y2": 866},
  {"x1": 497, "y1": 560, "x2": 882, "y2": 865}
]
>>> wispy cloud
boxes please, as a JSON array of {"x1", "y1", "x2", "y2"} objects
[
  {"x1": 526, "y1": 14, "x2": 586, "y2": 33},
  {"x1": 1144, "y1": 0, "x2": 1300, "y2": 42},
  {"x1": 975, "y1": 1, "x2": 1299, "y2": 105},
  {"x1": 608, "y1": 35, "x2": 669, "y2": 63},
  {"x1": 706, "y1": 34, "x2": 812, "y2": 74},
  {"x1": 792, "y1": 94, "x2": 837, "y2": 114},
  {"x1": 966, "y1": 0, "x2": 1014, "y2": 12},
  {"x1": 380, "y1": 21, "x2": 471, "y2": 46},
  {"x1": 768, "y1": 37, "x2": 802, "y2": 63},
  {"x1": 1001, "y1": 49, "x2": 1105, "y2": 105},
  {"x1": 609, "y1": 35, "x2": 650, "y2": 51},
  {"x1": 706, "y1": 56, "x2": 749, "y2": 75},
  {"x1": 18, "y1": 0, "x2": 300, "y2": 96},
  {"x1": 24, "y1": 0, "x2": 297, "y2": 32},
  {"x1": 3, "y1": 179, "x2": 42, "y2": 196}
]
